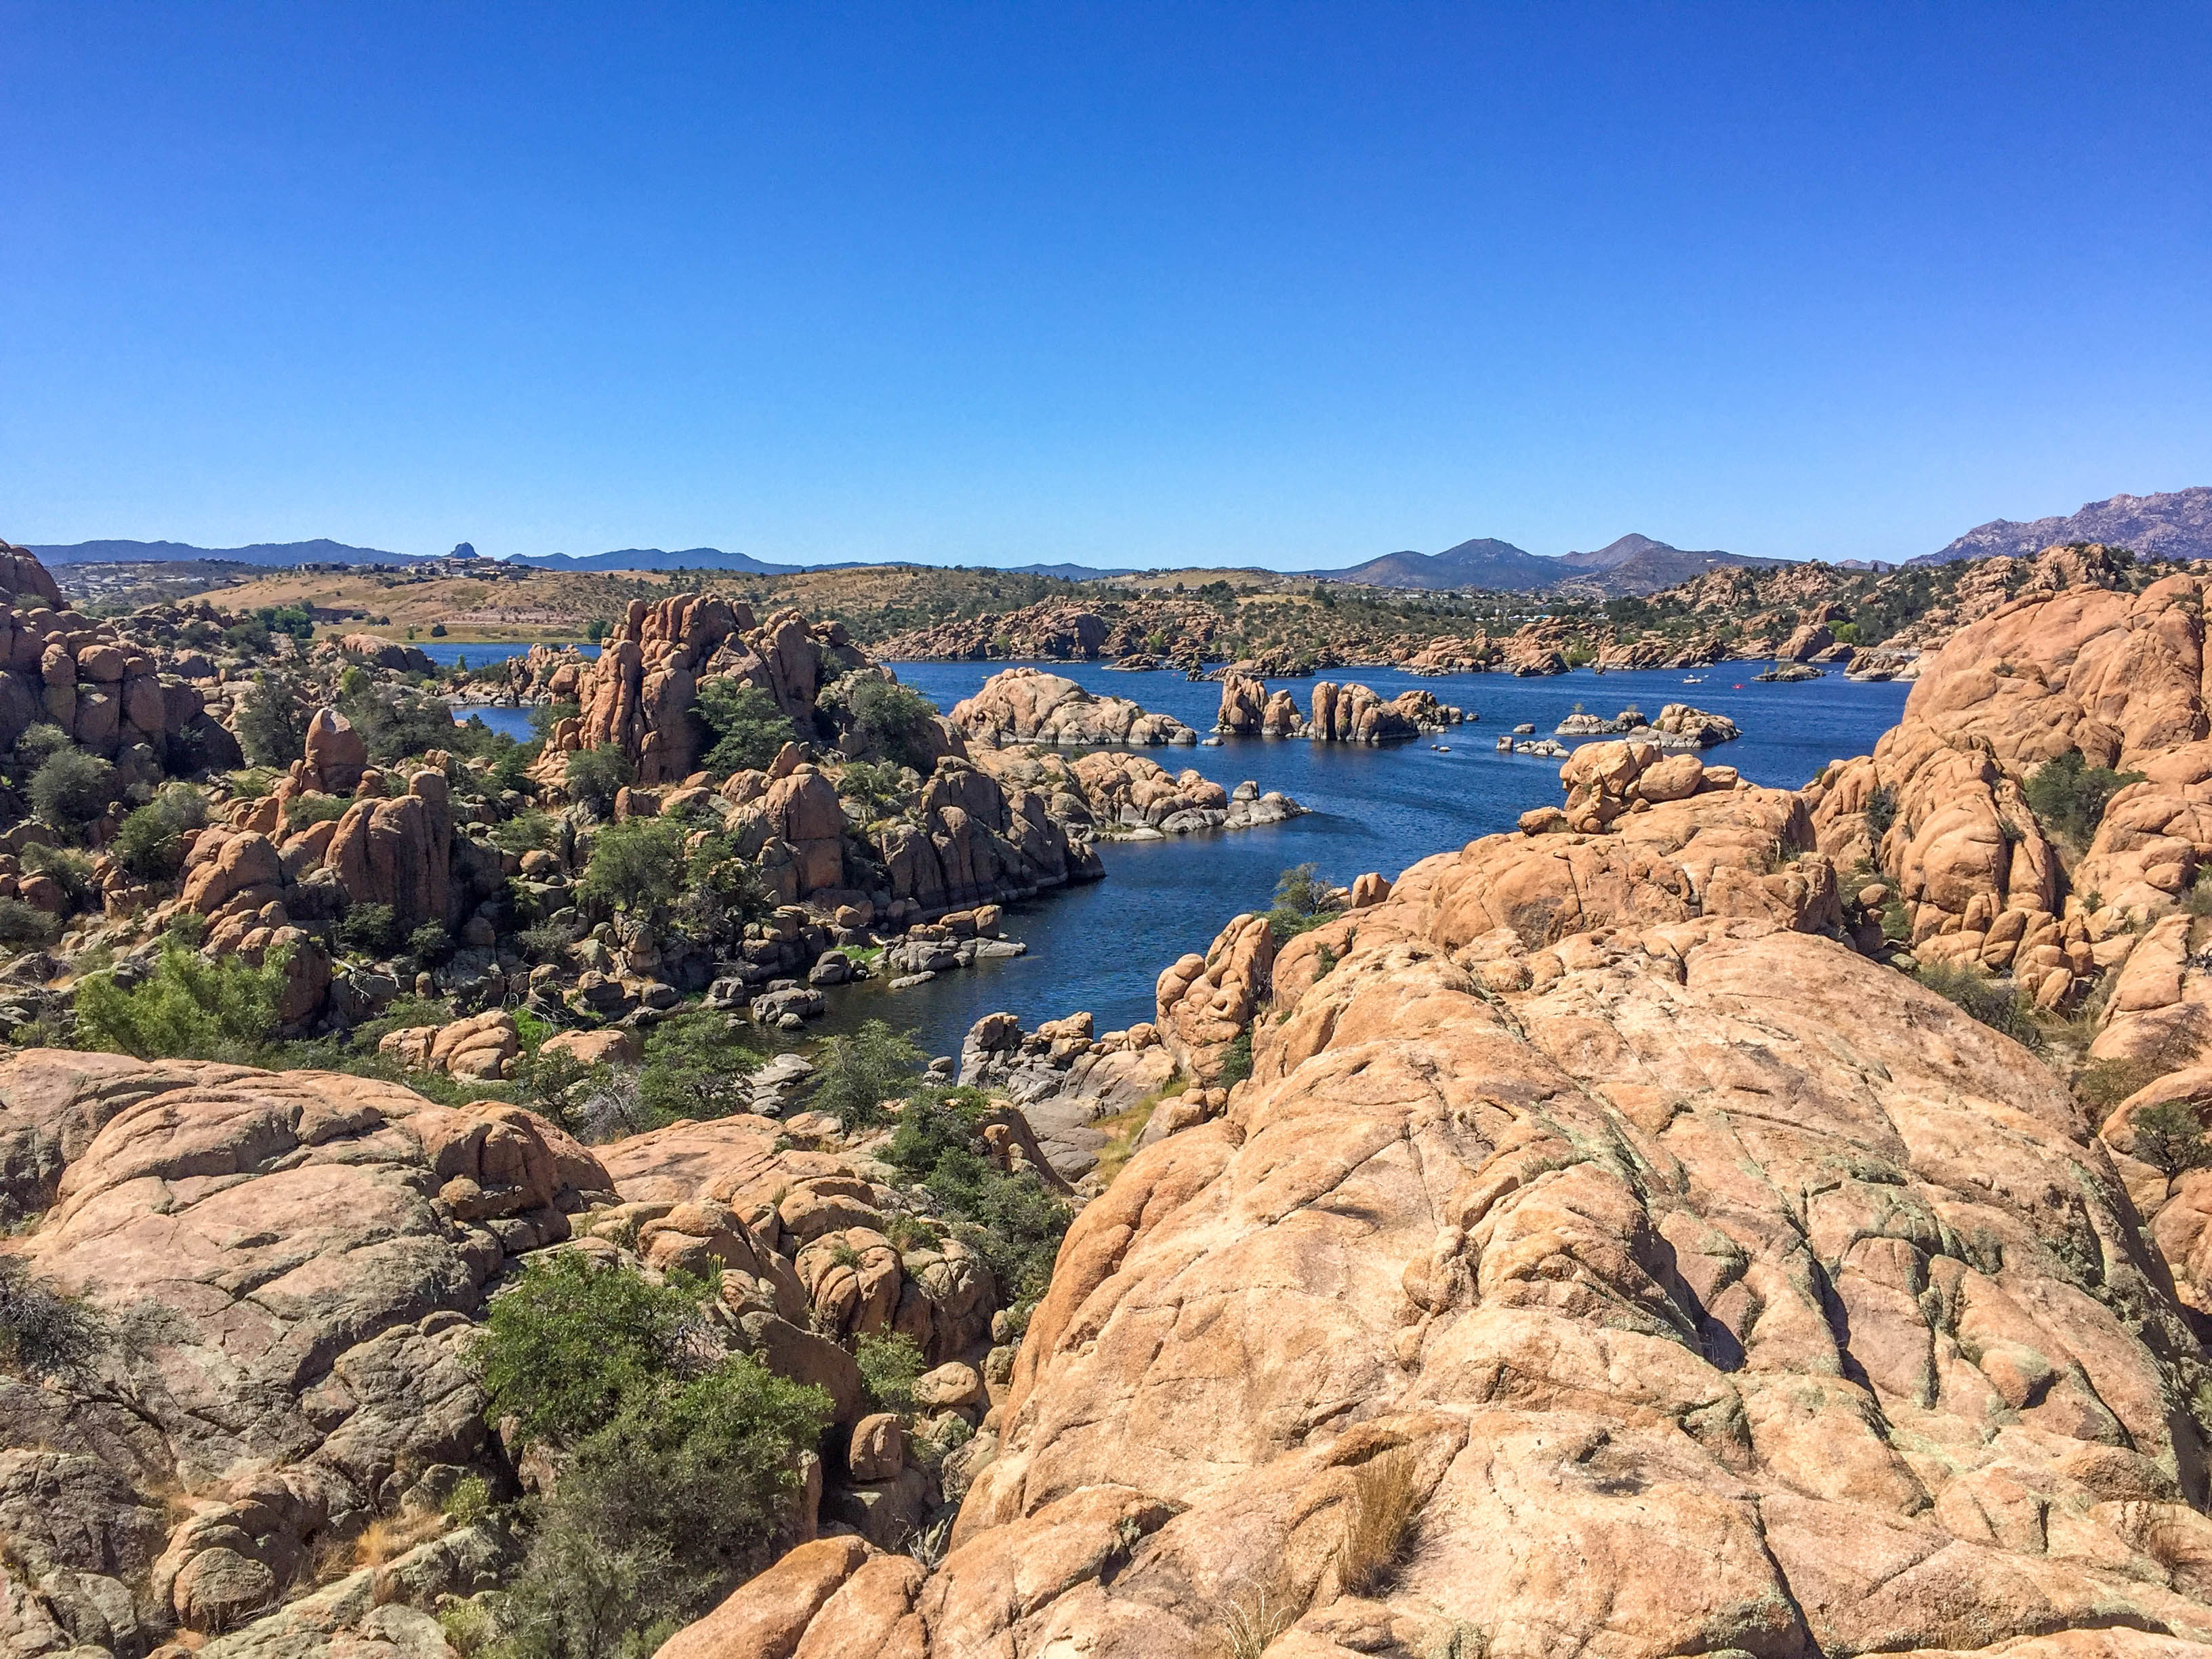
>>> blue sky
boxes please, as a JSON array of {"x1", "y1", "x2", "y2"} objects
[{"x1": 3, "y1": 3, "x2": 2208, "y2": 569}]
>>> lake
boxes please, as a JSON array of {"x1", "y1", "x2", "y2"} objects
[{"x1": 449, "y1": 654, "x2": 1911, "y2": 1058}]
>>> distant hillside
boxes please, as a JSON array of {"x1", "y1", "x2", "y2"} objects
[
  {"x1": 1003, "y1": 561, "x2": 1143, "y2": 579},
  {"x1": 1914, "y1": 487, "x2": 2212, "y2": 566},
  {"x1": 1553, "y1": 533, "x2": 1782, "y2": 596},
  {"x1": 1313, "y1": 532, "x2": 1778, "y2": 595},
  {"x1": 27, "y1": 537, "x2": 422, "y2": 567},
  {"x1": 505, "y1": 546, "x2": 801, "y2": 574},
  {"x1": 1315, "y1": 537, "x2": 1561, "y2": 591}
]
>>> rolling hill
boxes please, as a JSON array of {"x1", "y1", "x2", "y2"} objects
[{"x1": 26, "y1": 536, "x2": 422, "y2": 567}]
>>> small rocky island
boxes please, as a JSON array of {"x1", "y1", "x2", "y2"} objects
[{"x1": 1553, "y1": 700, "x2": 1740, "y2": 747}]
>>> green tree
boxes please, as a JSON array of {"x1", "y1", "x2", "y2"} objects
[
  {"x1": 1265, "y1": 863, "x2": 1334, "y2": 942},
  {"x1": 694, "y1": 679, "x2": 796, "y2": 774},
  {"x1": 2024, "y1": 748, "x2": 2146, "y2": 848},
  {"x1": 2132, "y1": 1099, "x2": 2212, "y2": 1180},
  {"x1": 112, "y1": 784, "x2": 210, "y2": 882},
  {"x1": 810, "y1": 1019, "x2": 924, "y2": 1129},
  {"x1": 564, "y1": 745, "x2": 633, "y2": 815},
  {"x1": 472, "y1": 1252, "x2": 706, "y2": 1446},
  {"x1": 581, "y1": 819, "x2": 689, "y2": 915},
  {"x1": 73, "y1": 937, "x2": 294, "y2": 1060},
  {"x1": 838, "y1": 677, "x2": 941, "y2": 771},
  {"x1": 28, "y1": 750, "x2": 115, "y2": 832},
  {"x1": 635, "y1": 1010, "x2": 763, "y2": 1124},
  {"x1": 235, "y1": 671, "x2": 314, "y2": 767}
]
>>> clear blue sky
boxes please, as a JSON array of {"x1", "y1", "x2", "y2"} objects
[{"x1": 3, "y1": 3, "x2": 2208, "y2": 569}]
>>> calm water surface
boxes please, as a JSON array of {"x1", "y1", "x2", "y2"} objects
[{"x1": 451, "y1": 653, "x2": 1912, "y2": 1057}]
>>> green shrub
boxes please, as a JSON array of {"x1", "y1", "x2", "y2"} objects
[
  {"x1": 1864, "y1": 784, "x2": 1898, "y2": 838},
  {"x1": 409, "y1": 922, "x2": 456, "y2": 966},
  {"x1": 695, "y1": 680, "x2": 796, "y2": 774},
  {"x1": 28, "y1": 750, "x2": 115, "y2": 830},
  {"x1": 111, "y1": 785, "x2": 209, "y2": 882},
  {"x1": 0, "y1": 1259, "x2": 107, "y2": 1380},
  {"x1": 836, "y1": 677, "x2": 940, "y2": 771},
  {"x1": 855, "y1": 1331, "x2": 926, "y2": 1414},
  {"x1": 472, "y1": 1252, "x2": 709, "y2": 1447},
  {"x1": 2131, "y1": 1099, "x2": 2212, "y2": 1179},
  {"x1": 884, "y1": 1088, "x2": 1071, "y2": 1309},
  {"x1": 1216, "y1": 1027, "x2": 1254, "y2": 1087},
  {"x1": 0, "y1": 899, "x2": 58, "y2": 946},
  {"x1": 636, "y1": 1011, "x2": 763, "y2": 1125},
  {"x1": 581, "y1": 819, "x2": 689, "y2": 916},
  {"x1": 1913, "y1": 961, "x2": 2041, "y2": 1048},
  {"x1": 235, "y1": 672, "x2": 312, "y2": 768},
  {"x1": 492, "y1": 809, "x2": 559, "y2": 854},
  {"x1": 565, "y1": 746, "x2": 633, "y2": 814},
  {"x1": 338, "y1": 901, "x2": 405, "y2": 956},
  {"x1": 73, "y1": 937, "x2": 295, "y2": 1060},
  {"x1": 2024, "y1": 749, "x2": 2146, "y2": 848},
  {"x1": 12, "y1": 722, "x2": 72, "y2": 773},
  {"x1": 674, "y1": 837, "x2": 777, "y2": 941},
  {"x1": 811, "y1": 1019, "x2": 924, "y2": 1130},
  {"x1": 468, "y1": 1254, "x2": 831, "y2": 1657},
  {"x1": 835, "y1": 760, "x2": 913, "y2": 820},
  {"x1": 1265, "y1": 863, "x2": 1333, "y2": 943},
  {"x1": 283, "y1": 792, "x2": 351, "y2": 832},
  {"x1": 338, "y1": 680, "x2": 462, "y2": 764},
  {"x1": 22, "y1": 844, "x2": 96, "y2": 912}
]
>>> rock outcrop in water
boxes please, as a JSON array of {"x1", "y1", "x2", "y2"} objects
[
  {"x1": 949, "y1": 667, "x2": 1200, "y2": 748},
  {"x1": 1214, "y1": 673, "x2": 1465, "y2": 741}
]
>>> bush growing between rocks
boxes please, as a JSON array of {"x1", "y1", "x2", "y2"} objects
[
  {"x1": 2131, "y1": 1099, "x2": 2212, "y2": 1180},
  {"x1": 563, "y1": 745, "x2": 632, "y2": 815},
  {"x1": 635, "y1": 1010, "x2": 763, "y2": 1124},
  {"x1": 885, "y1": 1086, "x2": 1071, "y2": 1310},
  {"x1": 835, "y1": 758, "x2": 914, "y2": 821},
  {"x1": 338, "y1": 901, "x2": 405, "y2": 957},
  {"x1": 811, "y1": 1019, "x2": 925, "y2": 1130},
  {"x1": 236, "y1": 670, "x2": 314, "y2": 768},
  {"x1": 28, "y1": 748, "x2": 115, "y2": 832},
  {"x1": 1265, "y1": 862, "x2": 1334, "y2": 943},
  {"x1": 0, "y1": 898, "x2": 58, "y2": 945},
  {"x1": 1913, "y1": 962, "x2": 2041, "y2": 1048},
  {"x1": 0, "y1": 1259, "x2": 106, "y2": 1381},
  {"x1": 2025, "y1": 748, "x2": 2146, "y2": 848},
  {"x1": 855, "y1": 1330, "x2": 926, "y2": 1414},
  {"x1": 283, "y1": 792, "x2": 351, "y2": 833},
  {"x1": 10, "y1": 721, "x2": 73, "y2": 777},
  {"x1": 74, "y1": 937, "x2": 295, "y2": 1061},
  {"x1": 1334, "y1": 1448, "x2": 1423, "y2": 1596},
  {"x1": 337, "y1": 680, "x2": 462, "y2": 764},
  {"x1": 112, "y1": 783, "x2": 209, "y2": 881},
  {"x1": 470, "y1": 1253, "x2": 831, "y2": 1659},
  {"x1": 836, "y1": 676, "x2": 940, "y2": 771},
  {"x1": 22, "y1": 844, "x2": 96, "y2": 912},
  {"x1": 695, "y1": 680, "x2": 796, "y2": 774},
  {"x1": 1217, "y1": 1027, "x2": 1254, "y2": 1088},
  {"x1": 581, "y1": 819, "x2": 689, "y2": 916}
]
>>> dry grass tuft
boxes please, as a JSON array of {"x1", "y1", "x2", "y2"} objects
[
  {"x1": 1214, "y1": 1573, "x2": 1303, "y2": 1658},
  {"x1": 353, "y1": 1510, "x2": 448, "y2": 1572},
  {"x1": 1335, "y1": 1447, "x2": 1424, "y2": 1597}
]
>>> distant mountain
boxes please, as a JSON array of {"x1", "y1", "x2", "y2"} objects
[
  {"x1": 1002, "y1": 562, "x2": 1143, "y2": 580},
  {"x1": 1314, "y1": 537, "x2": 1562, "y2": 591},
  {"x1": 504, "y1": 547, "x2": 796, "y2": 574},
  {"x1": 1312, "y1": 532, "x2": 1778, "y2": 595},
  {"x1": 1914, "y1": 487, "x2": 2212, "y2": 567},
  {"x1": 26, "y1": 537, "x2": 422, "y2": 567},
  {"x1": 1553, "y1": 533, "x2": 1782, "y2": 596}
]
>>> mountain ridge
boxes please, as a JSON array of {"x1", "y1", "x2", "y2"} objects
[{"x1": 1912, "y1": 486, "x2": 2212, "y2": 566}]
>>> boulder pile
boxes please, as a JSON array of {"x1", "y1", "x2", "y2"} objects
[
  {"x1": 949, "y1": 667, "x2": 1200, "y2": 747},
  {"x1": 1214, "y1": 672, "x2": 1466, "y2": 741}
]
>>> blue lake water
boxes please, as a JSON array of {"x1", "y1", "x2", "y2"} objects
[{"x1": 451, "y1": 653, "x2": 1912, "y2": 1058}]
